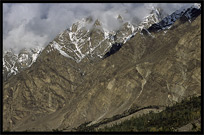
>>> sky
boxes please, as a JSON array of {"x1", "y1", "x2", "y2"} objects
[{"x1": 3, "y1": 3, "x2": 194, "y2": 53}]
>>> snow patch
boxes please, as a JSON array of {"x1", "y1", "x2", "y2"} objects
[
  {"x1": 51, "y1": 41, "x2": 75, "y2": 61},
  {"x1": 18, "y1": 54, "x2": 28, "y2": 63},
  {"x1": 28, "y1": 48, "x2": 42, "y2": 67}
]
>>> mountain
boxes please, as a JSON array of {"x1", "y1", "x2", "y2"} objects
[
  {"x1": 3, "y1": 47, "x2": 43, "y2": 81},
  {"x1": 2, "y1": 7, "x2": 165, "y2": 80},
  {"x1": 3, "y1": 4, "x2": 201, "y2": 81},
  {"x1": 136, "y1": 7, "x2": 166, "y2": 30},
  {"x1": 147, "y1": 3, "x2": 201, "y2": 33},
  {"x1": 3, "y1": 4, "x2": 201, "y2": 131}
]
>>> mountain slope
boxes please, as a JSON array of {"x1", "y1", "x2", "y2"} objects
[{"x1": 3, "y1": 5, "x2": 201, "y2": 131}]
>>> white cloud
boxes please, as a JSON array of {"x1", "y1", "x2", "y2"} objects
[{"x1": 3, "y1": 3, "x2": 194, "y2": 53}]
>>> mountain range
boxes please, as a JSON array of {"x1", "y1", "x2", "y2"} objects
[{"x1": 3, "y1": 4, "x2": 201, "y2": 131}]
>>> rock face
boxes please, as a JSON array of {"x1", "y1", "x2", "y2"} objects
[
  {"x1": 3, "y1": 5, "x2": 201, "y2": 131},
  {"x1": 3, "y1": 47, "x2": 43, "y2": 81},
  {"x1": 45, "y1": 16, "x2": 136, "y2": 64}
]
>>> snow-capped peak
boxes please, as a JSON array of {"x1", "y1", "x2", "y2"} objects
[
  {"x1": 3, "y1": 47, "x2": 43, "y2": 80},
  {"x1": 4, "y1": 3, "x2": 201, "y2": 80},
  {"x1": 46, "y1": 16, "x2": 138, "y2": 63},
  {"x1": 146, "y1": 3, "x2": 201, "y2": 33},
  {"x1": 137, "y1": 7, "x2": 164, "y2": 31},
  {"x1": 193, "y1": 3, "x2": 201, "y2": 9}
]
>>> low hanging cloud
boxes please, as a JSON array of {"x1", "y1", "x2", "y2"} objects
[{"x1": 3, "y1": 3, "x2": 194, "y2": 53}]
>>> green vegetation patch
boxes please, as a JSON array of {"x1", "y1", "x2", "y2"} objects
[{"x1": 77, "y1": 96, "x2": 201, "y2": 132}]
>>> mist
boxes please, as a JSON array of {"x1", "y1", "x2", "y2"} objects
[{"x1": 3, "y1": 3, "x2": 194, "y2": 53}]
